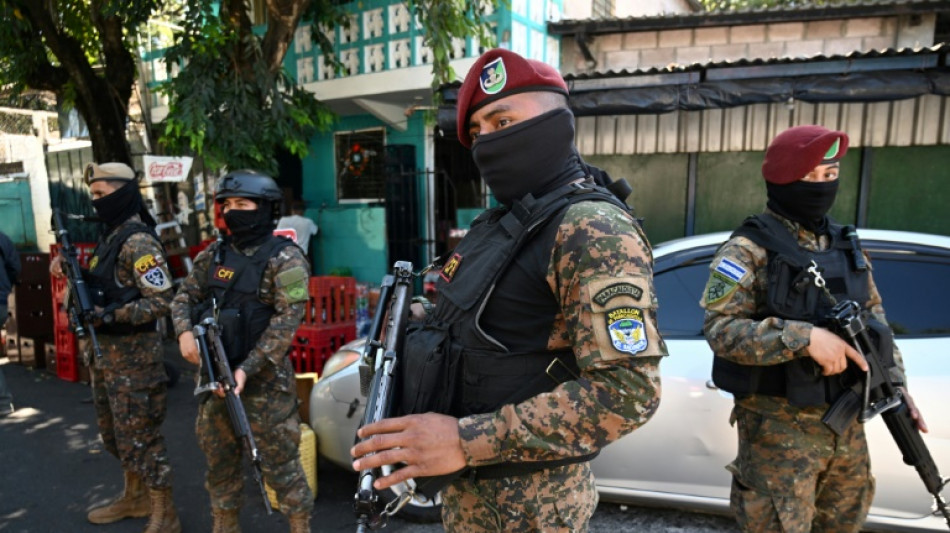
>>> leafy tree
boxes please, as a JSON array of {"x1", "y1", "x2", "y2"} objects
[
  {"x1": 0, "y1": 0, "x2": 161, "y2": 165},
  {"x1": 160, "y1": 0, "x2": 497, "y2": 173},
  {"x1": 0, "y1": 0, "x2": 496, "y2": 173}
]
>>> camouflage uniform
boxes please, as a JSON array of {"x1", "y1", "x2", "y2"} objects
[
  {"x1": 87, "y1": 215, "x2": 175, "y2": 490},
  {"x1": 170, "y1": 240, "x2": 313, "y2": 515},
  {"x1": 701, "y1": 209, "x2": 905, "y2": 533},
  {"x1": 442, "y1": 200, "x2": 666, "y2": 531}
]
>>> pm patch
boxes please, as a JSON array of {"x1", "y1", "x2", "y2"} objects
[
  {"x1": 605, "y1": 307, "x2": 648, "y2": 355},
  {"x1": 141, "y1": 267, "x2": 171, "y2": 290},
  {"x1": 593, "y1": 282, "x2": 643, "y2": 306}
]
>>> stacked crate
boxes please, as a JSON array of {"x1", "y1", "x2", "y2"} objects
[
  {"x1": 288, "y1": 276, "x2": 357, "y2": 375},
  {"x1": 49, "y1": 243, "x2": 96, "y2": 382}
]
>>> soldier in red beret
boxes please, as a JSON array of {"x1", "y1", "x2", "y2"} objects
[
  {"x1": 352, "y1": 48, "x2": 667, "y2": 530},
  {"x1": 701, "y1": 125, "x2": 928, "y2": 532}
]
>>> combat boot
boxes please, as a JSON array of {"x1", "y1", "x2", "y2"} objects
[
  {"x1": 211, "y1": 507, "x2": 241, "y2": 533},
  {"x1": 87, "y1": 470, "x2": 150, "y2": 524},
  {"x1": 288, "y1": 512, "x2": 311, "y2": 533},
  {"x1": 143, "y1": 487, "x2": 181, "y2": 533}
]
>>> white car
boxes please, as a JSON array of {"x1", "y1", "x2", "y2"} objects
[{"x1": 310, "y1": 229, "x2": 950, "y2": 531}]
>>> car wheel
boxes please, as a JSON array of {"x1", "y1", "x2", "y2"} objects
[{"x1": 380, "y1": 464, "x2": 442, "y2": 523}]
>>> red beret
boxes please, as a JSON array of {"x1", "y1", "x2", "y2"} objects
[
  {"x1": 456, "y1": 48, "x2": 568, "y2": 148},
  {"x1": 762, "y1": 125, "x2": 849, "y2": 184}
]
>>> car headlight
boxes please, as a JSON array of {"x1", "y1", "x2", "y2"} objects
[{"x1": 321, "y1": 349, "x2": 361, "y2": 378}]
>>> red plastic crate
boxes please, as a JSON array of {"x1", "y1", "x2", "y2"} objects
[
  {"x1": 288, "y1": 323, "x2": 356, "y2": 375},
  {"x1": 55, "y1": 341, "x2": 81, "y2": 382},
  {"x1": 304, "y1": 276, "x2": 357, "y2": 326}
]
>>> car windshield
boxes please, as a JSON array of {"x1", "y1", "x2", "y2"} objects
[{"x1": 653, "y1": 239, "x2": 950, "y2": 339}]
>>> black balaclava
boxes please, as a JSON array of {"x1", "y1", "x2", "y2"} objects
[
  {"x1": 766, "y1": 179, "x2": 840, "y2": 233},
  {"x1": 223, "y1": 201, "x2": 276, "y2": 248},
  {"x1": 471, "y1": 108, "x2": 585, "y2": 206},
  {"x1": 91, "y1": 179, "x2": 145, "y2": 230}
]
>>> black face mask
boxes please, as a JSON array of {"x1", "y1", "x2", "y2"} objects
[
  {"x1": 766, "y1": 179, "x2": 840, "y2": 231},
  {"x1": 92, "y1": 180, "x2": 143, "y2": 229},
  {"x1": 223, "y1": 206, "x2": 275, "y2": 248},
  {"x1": 471, "y1": 108, "x2": 584, "y2": 206}
]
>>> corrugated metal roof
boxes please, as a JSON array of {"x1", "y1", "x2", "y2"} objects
[
  {"x1": 549, "y1": 0, "x2": 950, "y2": 35},
  {"x1": 564, "y1": 43, "x2": 949, "y2": 89}
]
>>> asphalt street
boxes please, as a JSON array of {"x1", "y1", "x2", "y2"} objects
[{"x1": 0, "y1": 344, "x2": 741, "y2": 533}]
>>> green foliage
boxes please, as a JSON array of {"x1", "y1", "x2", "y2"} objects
[
  {"x1": 697, "y1": 0, "x2": 828, "y2": 9},
  {"x1": 409, "y1": 0, "x2": 498, "y2": 91}
]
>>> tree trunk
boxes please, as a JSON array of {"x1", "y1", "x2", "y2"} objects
[{"x1": 262, "y1": 0, "x2": 313, "y2": 75}]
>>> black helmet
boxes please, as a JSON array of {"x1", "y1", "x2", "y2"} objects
[{"x1": 214, "y1": 170, "x2": 282, "y2": 203}]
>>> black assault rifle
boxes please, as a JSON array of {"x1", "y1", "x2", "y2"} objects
[
  {"x1": 354, "y1": 261, "x2": 414, "y2": 532},
  {"x1": 826, "y1": 300, "x2": 950, "y2": 529},
  {"x1": 193, "y1": 315, "x2": 273, "y2": 514},
  {"x1": 51, "y1": 209, "x2": 102, "y2": 359}
]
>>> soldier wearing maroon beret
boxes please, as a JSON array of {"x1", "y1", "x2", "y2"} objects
[
  {"x1": 352, "y1": 48, "x2": 667, "y2": 531},
  {"x1": 701, "y1": 125, "x2": 928, "y2": 532}
]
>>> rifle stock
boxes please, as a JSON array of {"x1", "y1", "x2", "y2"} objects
[
  {"x1": 828, "y1": 300, "x2": 950, "y2": 529},
  {"x1": 193, "y1": 317, "x2": 273, "y2": 515},
  {"x1": 51, "y1": 209, "x2": 102, "y2": 359},
  {"x1": 354, "y1": 261, "x2": 414, "y2": 532}
]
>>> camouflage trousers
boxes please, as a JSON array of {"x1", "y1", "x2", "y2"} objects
[
  {"x1": 89, "y1": 331, "x2": 173, "y2": 489},
  {"x1": 441, "y1": 462, "x2": 597, "y2": 532},
  {"x1": 728, "y1": 403, "x2": 874, "y2": 533},
  {"x1": 195, "y1": 385, "x2": 313, "y2": 515}
]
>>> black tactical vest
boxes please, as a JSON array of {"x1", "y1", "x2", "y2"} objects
[
  {"x1": 711, "y1": 214, "x2": 884, "y2": 406},
  {"x1": 202, "y1": 236, "x2": 294, "y2": 367},
  {"x1": 87, "y1": 221, "x2": 161, "y2": 335},
  {"x1": 399, "y1": 181, "x2": 630, "y2": 480}
]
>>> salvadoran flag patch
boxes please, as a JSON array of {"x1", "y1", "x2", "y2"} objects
[{"x1": 714, "y1": 257, "x2": 747, "y2": 283}]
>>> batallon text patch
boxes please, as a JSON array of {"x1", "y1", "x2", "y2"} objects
[
  {"x1": 605, "y1": 307, "x2": 648, "y2": 355},
  {"x1": 142, "y1": 267, "x2": 171, "y2": 290},
  {"x1": 440, "y1": 253, "x2": 462, "y2": 283},
  {"x1": 593, "y1": 282, "x2": 643, "y2": 306},
  {"x1": 134, "y1": 254, "x2": 159, "y2": 274},
  {"x1": 213, "y1": 265, "x2": 236, "y2": 283}
]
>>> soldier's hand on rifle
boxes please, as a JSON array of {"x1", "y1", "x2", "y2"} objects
[
  {"x1": 178, "y1": 331, "x2": 200, "y2": 365},
  {"x1": 49, "y1": 255, "x2": 65, "y2": 279},
  {"x1": 350, "y1": 413, "x2": 466, "y2": 491},
  {"x1": 900, "y1": 387, "x2": 929, "y2": 433},
  {"x1": 232, "y1": 368, "x2": 247, "y2": 396},
  {"x1": 807, "y1": 326, "x2": 869, "y2": 376}
]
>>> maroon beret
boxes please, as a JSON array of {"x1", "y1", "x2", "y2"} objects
[
  {"x1": 762, "y1": 125, "x2": 849, "y2": 184},
  {"x1": 456, "y1": 48, "x2": 568, "y2": 148}
]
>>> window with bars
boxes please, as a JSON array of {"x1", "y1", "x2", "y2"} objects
[{"x1": 335, "y1": 128, "x2": 386, "y2": 201}]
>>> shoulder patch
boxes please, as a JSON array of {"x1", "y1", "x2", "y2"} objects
[
  {"x1": 276, "y1": 266, "x2": 309, "y2": 304},
  {"x1": 593, "y1": 282, "x2": 643, "y2": 306},
  {"x1": 714, "y1": 257, "x2": 748, "y2": 283},
  {"x1": 440, "y1": 253, "x2": 462, "y2": 283},
  {"x1": 605, "y1": 307, "x2": 648, "y2": 355},
  {"x1": 705, "y1": 272, "x2": 739, "y2": 305},
  {"x1": 141, "y1": 267, "x2": 171, "y2": 290},
  {"x1": 134, "y1": 254, "x2": 159, "y2": 274}
]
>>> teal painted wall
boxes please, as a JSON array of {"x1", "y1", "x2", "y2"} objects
[
  {"x1": 0, "y1": 179, "x2": 37, "y2": 249},
  {"x1": 302, "y1": 113, "x2": 429, "y2": 284}
]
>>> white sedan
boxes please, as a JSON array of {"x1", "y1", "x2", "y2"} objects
[{"x1": 310, "y1": 229, "x2": 950, "y2": 531}]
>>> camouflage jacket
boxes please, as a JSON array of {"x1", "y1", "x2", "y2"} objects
[
  {"x1": 459, "y1": 200, "x2": 666, "y2": 467},
  {"x1": 97, "y1": 215, "x2": 173, "y2": 326},
  {"x1": 701, "y1": 209, "x2": 906, "y2": 413},
  {"x1": 170, "y1": 239, "x2": 309, "y2": 384}
]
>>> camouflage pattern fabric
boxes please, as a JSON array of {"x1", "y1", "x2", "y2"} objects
[
  {"x1": 87, "y1": 219, "x2": 174, "y2": 490},
  {"x1": 701, "y1": 209, "x2": 901, "y2": 531},
  {"x1": 442, "y1": 462, "x2": 597, "y2": 532},
  {"x1": 728, "y1": 404, "x2": 873, "y2": 533},
  {"x1": 455, "y1": 201, "x2": 665, "y2": 526},
  {"x1": 170, "y1": 240, "x2": 313, "y2": 514}
]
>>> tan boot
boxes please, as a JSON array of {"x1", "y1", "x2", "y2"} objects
[
  {"x1": 211, "y1": 507, "x2": 241, "y2": 533},
  {"x1": 288, "y1": 513, "x2": 311, "y2": 533},
  {"x1": 87, "y1": 470, "x2": 150, "y2": 524},
  {"x1": 143, "y1": 488, "x2": 181, "y2": 533}
]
